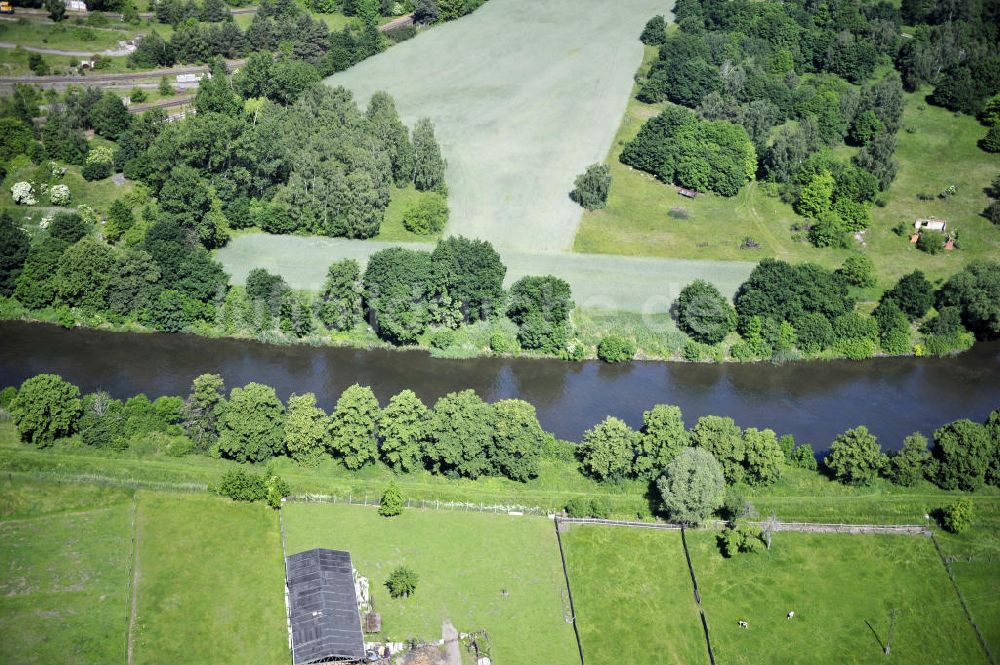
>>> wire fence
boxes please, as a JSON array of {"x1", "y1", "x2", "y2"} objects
[
  {"x1": 289, "y1": 493, "x2": 554, "y2": 516},
  {"x1": 931, "y1": 534, "x2": 997, "y2": 665},
  {"x1": 124, "y1": 495, "x2": 138, "y2": 665}
]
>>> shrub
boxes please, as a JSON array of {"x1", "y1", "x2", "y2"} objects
[
  {"x1": 386, "y1": 566, "x2": 418, "y2": 598},
  {"x1": 401, "y1": 193, "x2": 449, "y2": 235},
  {"x1": 571, "y1": 163, "x2": 611, "y2": 210},
  {"x1": 597, "y1": 335, "x2": 636, "y2": 362},
  {"x1": 675, "y1": 280, "x2": 736, "y2": 345},
  {"x1": 941, "y1": 498, "x2": 974, "y2": 534},
  {"x1": 429, "y1": 329, "x2": 456, "y2": 350},
  {"x1": 129, "y1": 87, "x2": 147, "y2": 103},
  {"x1": 916, "y1": 231, "x2": 945, "y2": 254},
  {"x1": 214, "y1": 467, "x2": 267, "y2": 502},
  {"x1": 83, "y1": 146, "x2": 115, "y2": 181},
  {"x1": 981, "y1": 125, "x2": 1000, "y2": 153},
  {"x1": 378, "y1": 481, "x2": 404, "y2": 517},
  {"x1": 265, "y1": 474, "x2": 291, "y2": 509},
  {"x1": 719, "y1": 519, "x2": 764, "y2": 557},
  {"x1": 793, "y1": 444, "x2": 818, "y2": 470},
  {"x1": 11, "y1": 374, "x2": 82, "y2": 447},
  {"x1": 834, "y1": 336, "x2": 877, "y2": 360},
  {"x1": 489, "y1": 331, "x2": 518, "y2": 355},
  {"x1": 49, "y1": 184, "x2": 71, "y2": 206},
  {"x1": 640, "y1": 15, "x2": 667, "y2": 45},
  {"x1": 565, "y1": 496, "x2": 612, "y2": 519},
  {"x1": 836, "y1": 255, "x2": 876, "y2": 288},
  {"x1": 824, "y1": 426, "x2": 886, "y2": 486},
  {"x1": 11, "y1": 182, "x2": 36, "y2": 206}
]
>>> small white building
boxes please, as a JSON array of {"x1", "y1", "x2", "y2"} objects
[
  {"x1": 66, "y1": 0, "x2": 87, "y2": 11},
  {"x1": 915, "y1": 218, "x2": 947, "y2": 232}
]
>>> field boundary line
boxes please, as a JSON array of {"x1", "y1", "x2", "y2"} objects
[
  {"x1": 552, "y1": 517, "x2": 586, "y2": 665},
  {"x1": 930, "y1": 534, "x2": 996, "y2": 665},
  {"x1": 2, "y1": 469, "x2": 207, "y2": 492},
  {"x1": 0, "y1": 504, "x2": 119, "y2": 524},
  {"x1": 680, "y1": 526, "x2": 717, "y2": 665},
  {"x1": 555, "y1": 516, "x2": 930, "y2": 535},
  {"x1": 126, "y1": 494, "x2": 140, "y2": 665}
]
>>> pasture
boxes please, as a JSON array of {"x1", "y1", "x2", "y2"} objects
[
  {"x1": 560, "y1": 524, "x2": 708, "y2": 665},
  {"x1": 282, "y1": 501, "x2": 579, "y2": 665},
  {"x1": 687, "y1": 530, "x2": 987, "y2": 665},
  {"x1": 324, "y1": 0, "x2": 667, "y2": 252},
  {"x1": 0, "y1": 479, "x2": 133, "y2": 665}
]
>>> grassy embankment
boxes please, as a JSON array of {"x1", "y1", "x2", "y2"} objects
[
  {"x1": 574, "y1": 47, "x2": 1000, "y2": 291},
  {"x1": 284, "y1": 502, "x2": 579, "y2": 665}
]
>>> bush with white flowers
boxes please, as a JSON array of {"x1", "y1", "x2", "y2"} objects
[
  {"x1": 49, "y1": 184, "x2": 71, "y2": 206},
  {"x1": 11, "y1": 181, "x2": 36, "y2": 206}
]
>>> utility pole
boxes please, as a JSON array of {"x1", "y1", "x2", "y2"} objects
[{"x1": 884, "y1": 608, "x2": 897, "y2": 655}]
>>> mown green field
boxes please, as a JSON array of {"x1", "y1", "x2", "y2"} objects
[
  {"x1": 0, "y1": 479, "x2": 133, "y2": 665},
  {"x1": 561, "y1": 524, "x2": 707, "y2": 665},
  {"x1": 688, "y1": 530, "x2": 987, "y2": 665},
  {"x1": 574, "y1": 49, "x2": 1000, "y2": 289},
  {"x1": 131, "y1": 491, "x2": 287, "y2": 665},
  {"x1": 0, "y1": 20, "x2": 137, "y2": 52},
  {"x1": 283, "y1": 501, "x2": 579, "y2": 665}
]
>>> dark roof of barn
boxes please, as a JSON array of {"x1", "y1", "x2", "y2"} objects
[{"x1": 286, "y1": 548, "x2": 366, "y2": 664}]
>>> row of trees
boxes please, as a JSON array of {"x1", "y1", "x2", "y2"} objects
[
  {"x1": 7, "y1": 373, "x2": 997, "y2": 524},
  {"x1": 633, "y1": 0, "x2": 909, "y2": 245},
  {"x1": 672, "y1": 257, "x2": 999, "y2": 361}
]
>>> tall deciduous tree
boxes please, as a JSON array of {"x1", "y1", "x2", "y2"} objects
[
  {"x1": 11, "y1": 374, "x2": 82, "y2": 447},
  {"x1": 378, "y1": 389, "x2": 430, "y2": 472},
  {"x1": 489, "y1": 399, "x2": 545, "y2": 482},
  {"x1": 367, "y1": 91, "x2": 415, "y2": 186},
  {"x1": 690, "y1": 415, "x2": 745, "y2": 484},
  {"x1": 431, "y1": 236, "x2": 505, "y2": 321},
  {"x1": 675, "y1": 280, "x2": 736, "y2": 345},
  {"x1": 283, "y1": 392, "x2": 329, "y2": 466},
  {"x1": 578, "y1": 417, "x2": 638, "y2": 482},
  {"x1": 218, "y1": 382, "x2": 286, "y2": 462},
  {"x1": 316, "y1": 259, "x2": 362, "y2": 331},
  {"x1": 412, "y1": 118, "x2": 445, "y2": 191},
  {"x1": 933, "y1": 419, "x2": 994, "y2": 491},
  {"x1": 424, "y1": 390, "x2": 494, "y2": 479},
  {"x1": 328, "y1": 384, "x2": 380, "y2": 469},
  {"x1": 742, "y1": 427, "x2": 784, "y2": 486},
  {"x1": 0, "y1": 211, "x2": 30, "y2": 297},
  {"x1": 635, "y1": 404, "x2": 688, "y2": 479},
  {"x1": 657, "y1": 447, "x2": 725, "y2": 524},
  {"x1": 182, "y1": 373, "x2": 226, "y2": 451},
  {"x1": 888, "y1": 432, "x2": 930, "y2": 486},
  {"x1": 824, "y1": 425, "x2": 886, "y2": 486}
]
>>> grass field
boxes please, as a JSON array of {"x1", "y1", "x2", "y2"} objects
[
  {"x1": 130, "y1": 491, "x2": 287, "y2": 665},
  {"x1": 560, "y1": 524, "x2": 708, "y2": 665},
  {"x1": 0, "y1": 20, "x2": 137, "y2": 52},
  {"x1": 1, "y1": 156, "x2": 135, "y2": 220},
  {"x1": 325, "y1": 0, "x2": 666, "y2": 252},
  {"x1": 0, "y1": 479, "x2": 133, "y2": 665},
  {"x1": 574, "y1": 46, "x2": 1000, "y2": 288},
  {"x1": 687, "y1": 530, "x2": 987, "y2": 664},
  {"x1": 283, "y1": 502, "x2": 579, "y2": 665}
]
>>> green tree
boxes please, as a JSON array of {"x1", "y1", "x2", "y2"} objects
[
  {"x1": 936, "y1": 261, "x2": 1000, "y2": 340},
  {"x1": 283, "y1": 392, "x2": 329, "y2": 466},
  {"x1": 363, "y1": 247, "x2": 437, "y2": 344},
  {"x1": 578, "y1": 417, "x2": 638, "y2": 482},
  {"x1": 796, "y1": 171, "x2": 834, "y2": 218},
  {"x1": 328, "y1": 384, "x2": 380, "y2": 470},
  {"x1": 635, "y1": 404, "x2": 689, "y2": 479},
  {"x1": 79, "y1": 391, "x2": 126, "y2": 450},
  {"x1": 194, "y1": 62, "x2": 243, "y2": 116},
  {"x1": 824, "y1": 426, "x2": 886, "y2": 486},
  {"x1": 656, "y1": 447, "x2": 725, "y2": 525},
  {"x1": 0, "y1": 211, "x2": 30, "y2": 296},
  {"x1": 982, "y1": 125, "x2": 1000, "y2": 153},
  {"x1": 888, "y1": 432, "x2": 930, "y2": 486},
  {"x1": 933, "y1": 419, "x2": 994, "y2": 490},
  {"x1": 0, "y1": 117, "x2": 35, "y2": 162},
  {"x1": 378, "y1": 480, "x2": 405, "y2": 516},
  {"x1": 367, "y1": 91, "x2": 415, "y2": 186},
  {"x1": 425, "y1": 390, "x2": 495, "y2": 479},
  {"x1": 742, "y1": 427, "x2": 784, "y2": 486},
  {"x1": 279, "y1": 291, "x2": 314, "y2": 338},
  {"x1": 570, "y1": 163, "x2": 612, "y2": 210},
  {"x1": 941, "y1": 498, "x2": 974, "y2": 534},
  {"x1": 378, "y1": 389, "x2": 430, "y2": 472},
  {"x1": 14, "y1": 237, "x2": 69, "y2": 309},
  {"x1": 11, "y1": 374, "x2": 82, "y2": 447},
  {"x1": 640, "y1": 15, "x2": 667, "y2": 45},
  {"x1": 836, "y1": 255, "x2": 876, "y2": 288},
  {"x1": 431, "y1": 236, "x2": 505, "y2": 321},
  {"x1": 105, "y1": 199, "x2": 135, "y2": 243},
  {"x1": 883, "y1": 270, "x2": 935, "y2": 321},
  {"x1": 719, "y1": 519, "x2": 764, "y2": 557},
  {"x1": 690, "y1": 415, "x2": 745, "y2": 484},
  {"x1": 181, "y1": 373, "x2": 226, "y2": 451},
  {"x1": 489, "y1": 399, "x2": 545, "y2": 482},
  {"x1": 90, "y1": 93, "x2": 132, "y2": 141},
  {"x1": 849, "y1": 109, "x2": 884, "y2": 146},
  {"x1": 385, "y1": 565, "x2": 418, "y2": 598},
  {"x1": 412, "y1": 117, "x2": 445, "y2": 191},
  {"x1": 872, "y1": 299, "x2": 912, "y2": 355},
  {"x1": 315, "y1": 259, "x2": 362, "y2": 331},
  {"x1": 675, "y1": 280, "x2": 736, "y2": 345},
  {"x1": 793, "y1": 444, "x2": 818, "y2": 470},
  {"x1": 507, "y1": 275, "x2": 574, "y2": 351},
  {"x1": 217, "y1": 382, "x2": 286, "y2": 462},
  {"x1": 46, "y1": 0, "x2": 66, "y2": 22},
  {"x1": 54, "y1": 237, "x2": 116, "y2": 311}
]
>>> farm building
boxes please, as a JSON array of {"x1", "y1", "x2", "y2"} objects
[{"x1": 285, "y1": 548, "x2": 367, "y2": 665}]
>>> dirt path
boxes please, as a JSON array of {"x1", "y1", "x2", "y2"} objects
[
  {"x1": 441, "y1": 621, "x2": 461, "y2": 665},
  {"x1": 0, "y1": 40, "x2": 134, "y2": 56}
]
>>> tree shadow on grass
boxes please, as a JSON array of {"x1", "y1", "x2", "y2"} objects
[{"x1": 864, "y1": 619, "x2": 886, "y2": 652}]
